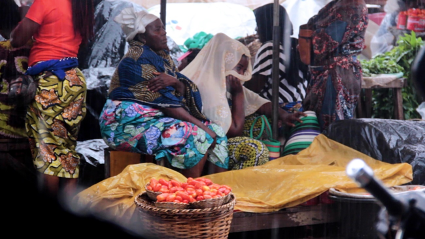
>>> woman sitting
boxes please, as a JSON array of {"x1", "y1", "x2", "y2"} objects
[
  {"x1": 100, "y1": 7, "x2": 228, "y2": 178},
  {"x1": 182, "y1": 33, "x2": 305, "y2": 170}
]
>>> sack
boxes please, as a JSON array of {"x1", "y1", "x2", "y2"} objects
[
  {"x1": 8, "y1": 75, "x2": 38, "y2": 107},
  {"x1": 250, "y1": 115, "x2": 281, "y2": 160},
  {"x1": 298, "y1": 24, "x2": 313, "y2": 65}
]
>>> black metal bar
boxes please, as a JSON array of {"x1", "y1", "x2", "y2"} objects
[
  {"x1": 160, "y1": 0, "x2": 167, "y2": 29},
  {"x1": 271, "y1": 0, "x2": 280, "y2": 140}
]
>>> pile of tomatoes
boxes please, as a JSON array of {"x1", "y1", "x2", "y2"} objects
[{"x1": 146, "y1": 177, "x2": 232, "y2": 204}]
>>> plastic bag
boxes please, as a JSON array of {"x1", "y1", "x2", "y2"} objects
[
  {"x1": 74, "y1": 134, "x2": 412, "y2": 225},
  {"x1": 417, "y1": 102, "x2": 425, "y2": 119},
  {"x1": 324, "y1": 119, "x2": 425, "y2": 185}
]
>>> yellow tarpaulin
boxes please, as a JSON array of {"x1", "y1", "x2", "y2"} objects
[{"x1": 73, "y1": 134, "x2": 412, "y2": 224}]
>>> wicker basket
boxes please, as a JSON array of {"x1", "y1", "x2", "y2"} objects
[
  {"x1": 134, "y1": 192, "x2": 236, "y2": 239},
  {"x1": 155, "y1": 201, "x2": 190, "y2": 209}
]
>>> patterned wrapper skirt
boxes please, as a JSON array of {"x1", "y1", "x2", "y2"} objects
[
  {"x1": 26, "y1": 69, "x2": 87, "y2": 178},
  {"x1": 227, "y1": 114, "x2": 270, "y2": 170},
  {"x1": 99, "y1": 99, "x2": 229, "y2": 169}
]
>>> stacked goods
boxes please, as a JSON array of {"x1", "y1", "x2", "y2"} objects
[
  {"x1": 397, "y1": 8, "x2": 425, "y2": 32},
  {"x1": 145, "y1": 177, "x2": 232, "y2": 209},
  {"x1": 134, "y1": 177, "x2": 236, "y2": 239}
]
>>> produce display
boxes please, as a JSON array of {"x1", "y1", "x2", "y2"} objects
[
  {"x1": 145, "y1": 177, "x2": 232, "y2": 209},
  {"x1": 397, "y1": 8, "x2": 425, "y2": 32},
  {"x1": 360, "y1": 31, "x2": 424, "y2": 119}
]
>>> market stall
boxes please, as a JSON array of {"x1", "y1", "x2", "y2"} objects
[{"x1": 73, "y1": 134, "x2": 413, "y2": 238}]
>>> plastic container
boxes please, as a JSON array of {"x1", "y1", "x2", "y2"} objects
[
  {"x1": 397, "y1": 11, "x2": 408, "y2": 29},
  {"x1": 407, "y1": 9, "x2": 420, "y2": 31}
]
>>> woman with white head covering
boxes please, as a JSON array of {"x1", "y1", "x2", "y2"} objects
[
  {"x1": 182, "y1": 33, "x2": 305, "y2": 169},
  {"x1": 99, "y1": 7, "x2": 229, "y2": 178}
]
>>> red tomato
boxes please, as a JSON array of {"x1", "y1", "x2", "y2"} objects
[
  {"x1": 202, "y1": 186, "x2": 210, "y2": 192},
  {"x1": 210, "y1": 184, "x2": 220, "y2": 190},
  {"x1": 147, "y1": 186, "x2": 153, "y2": 191},
  {"x1": 204, "y1": 195, "x2": 212, "y2": 200},
  {"x1": 196, "y1": 195, "x2": 205, "y2": 201},
  {"x1": 159, "y1": 178, "x2": 170, "y2": 187},
  {"x1": 181, "y1": 183, "x2": 188, "y2": 188},
  {"x1": 150, "y1": 178, "x2": 158, "y2": 188},
  {"x1": 170, "y1": 180, "x2": 182, "y2": 187},
  {"x1": 204, "y1": 179, "x2": 213, "y2": 186},
  {"x1": 159, "y1": 187, "x2": 170, "y2": 193},
  {"x1": 185, "y1": 184, "x2": 195, "y2": 189},
  {"x1": 187, "y1": 177, "x2": 194, "y2": 183},
  {"x1": 189, "y1": 196, "x2": 196, "y2": 203},
  {"x1": 157, "y1": 193, "x2": 168, "y2": 202},
  {"x1": 203, "y1": 191, "x2": 211, "y2": 196},
  {"x1": 195, "y1": 181, "x2": 206, "y2": 189},
  {"x1": 175, "y1": 196, "x2": 183, "y2": 202},
  {"x1": 166, "y1": 194, "x2": 176, "y2": 202},
  {"x1": 183, "y1": 200, "x2": 189, "y2": 204},
  {"x1": 188, "y1": 180, "x2": 198, "y2": 187},
  {"x1": 224, "y1": 189, "x2": 230, "y2": 195},
  {"x1": 169, "y1": 187, "x2": 179, "y2": 193},
  {"x1": 195, "y1": 189, "x2": 204, "y2": 196},
  {"x1": 176, "y1": 191, "x2": 190, "y2": 201},
  {"x1": 153, "y1": 184, "x2": 162, "y2": 192}
]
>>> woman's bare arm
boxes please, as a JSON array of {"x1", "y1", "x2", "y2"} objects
[
  {"x1": 257, "y1": 102, "x2": 305, "y2": 127},
  {"x1": 226, "y1": 76, "x2": 245, "y2": 138},
  {"x1": 10, "y1": 18, "x2": 39, "y2": 48}
]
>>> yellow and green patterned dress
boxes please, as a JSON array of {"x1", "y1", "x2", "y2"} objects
[{"x1": 26, "y1": 68, "x2": 86, "y2": 178}]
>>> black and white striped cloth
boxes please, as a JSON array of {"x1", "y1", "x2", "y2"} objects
[{"x1": 252, "y1": 41, "x2": 307, "y2": 104}]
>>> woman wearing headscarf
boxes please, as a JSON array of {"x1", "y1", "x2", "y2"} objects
[
  {"x1": 247, "y1": 3, "x2": 321, "y2": 158},
  {"x1": 246, "y1": 3, "x2": 308, "y2": 113},
  {"x1": 182, "y1": 33, "x2": 305, "y2": 170},
  {"x1": 100, "y1": 7, "x2": 228, "y2": 178},
  {"x1": 10, "y1": 0, "x2": 95, "y2": 198},
  {"x1": 302, "y1": 0, "x2": 368, "y2": 131}
]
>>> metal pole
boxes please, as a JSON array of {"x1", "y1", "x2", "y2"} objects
[
  {"x1": 160, "y1": 0, "x2": 167, "y2": 29},
  {"x1": 272, "y1": 0, "x2": 280, "y2": 140}
]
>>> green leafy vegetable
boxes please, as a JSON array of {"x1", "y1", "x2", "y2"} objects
[{"x1": 361, "y1": 31, "x2": 424, "y2": 119}]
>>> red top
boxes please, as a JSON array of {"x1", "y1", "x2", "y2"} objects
[{"x1": 26, "y1": 0, "x2": 82, "y2": 66}]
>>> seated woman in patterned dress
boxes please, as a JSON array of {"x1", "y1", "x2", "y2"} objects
[
  {"x1": 182, "y1": 33, "x2": 305, "y2": 170},
  {"x1": 99, "y1": 7, "x2": 229, "y2": 178}
]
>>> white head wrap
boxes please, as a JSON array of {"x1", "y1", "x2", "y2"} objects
[
  {"x1": 114, "y1": 7, "x2": 159, "y2": 42},
  {"x1": 182, "y1": 33, "x2": 270, "y2": 133},
  {"x1": 14, "y1": 0, "x2": 21, "y2": 7}
]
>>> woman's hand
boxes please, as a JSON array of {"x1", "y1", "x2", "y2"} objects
[
  {"x1": 203, "y1": 127, "x2": 217, "y2": 150},
  {"x1": 279, "y1": 111, "x2": 306, "y2": 127},
  {"x1": 226, "y1": 75, "x2": 243, "y2": 95},
  {"x1": 148, "y1": 72, "x2": 184, "y2": 94}
]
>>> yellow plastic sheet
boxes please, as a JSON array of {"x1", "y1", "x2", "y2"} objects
[{"x1": 73, "y1": 134, "x2": 412, "y2": 223}]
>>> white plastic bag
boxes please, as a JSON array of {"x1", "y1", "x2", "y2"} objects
[{"x1": 416, "y1": 102, "x2": 425, "y2": 119}]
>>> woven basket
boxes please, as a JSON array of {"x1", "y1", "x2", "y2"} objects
[
  {"x1": 155, "y1": 201, "x2": 190, "y2": 209},
  {"x1": 134, "y1": 192, "x2": 236, "y2": 239}
]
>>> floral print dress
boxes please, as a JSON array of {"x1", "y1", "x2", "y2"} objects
[
  {"x1": 302, "y1": 0, "x2": 368, "y2": 131},
  {"x1": 99, "y1": 99, "x2": 229, "y2": 169}
]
